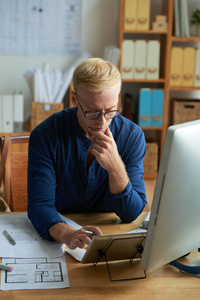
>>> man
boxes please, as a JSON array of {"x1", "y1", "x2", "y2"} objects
[{"x1": 28, "y1": 58, "x2": 147, "y2": 250}]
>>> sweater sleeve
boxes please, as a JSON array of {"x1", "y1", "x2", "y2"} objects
[
  {"x1": 27, "y1": 128, "x2": 66, "y2": 241},
  {"x1": 99, "y1": 125, "x2": 147, "y2": 222}
]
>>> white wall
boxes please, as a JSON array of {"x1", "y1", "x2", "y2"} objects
[{"x1": 0, "y1": 0, "x2": 119, "y2": 120}]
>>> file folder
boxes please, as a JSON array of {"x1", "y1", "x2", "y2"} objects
[
  {"x1": 13, "y1": 94, "x2": 24, "y2": 132},
  {"x1": 123, "y1": 0, "x2": 138, "y2": 30},
  {"x1": 2, "y1": 95, "x2": 13, "y2": 132},
  {"x1": 151, "y1": 89, "x2": 164, "y2": 127},
  {"x1": 137, "y1": 0, "x2": 150, "y2": 30},
  {"x1": 194, "y1": 49, "x2": 200, "y2": 87},
  {"x1": 169, "y1": 47, "x2": 183, "y2": 86},
  {"x1": 146, "y1": 41, "x2": 160, "y2": 79},
  {"x1": 122, "y1": 40, "x2": 135, "y2": 79},
  {"x1": 138, "y1": 88, "x2": 151, "y2": 127},
  {"x1": 134, "y1": 40, "x2": 147, "y2": 79},
  {"x1": 182, "y1": 47, "x2": 195, "y2": 86}
]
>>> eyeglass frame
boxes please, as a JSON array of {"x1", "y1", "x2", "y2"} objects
[{"x1": 74, "y1": 92, "x2": 122, "y2": 120}]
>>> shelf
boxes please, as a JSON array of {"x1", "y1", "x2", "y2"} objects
[
  {"x1": 122, "y1": 30, "x2": 168, "y2": 35},
  {"x1": 169, "y1": 86, "x2": 200, "y2": 91},
  {"x1": 171, "y1": 36, "x2": 200, "y2": 42},
  {"x1": 122, "y1": 78, "x2": 165, "y2": 83}
]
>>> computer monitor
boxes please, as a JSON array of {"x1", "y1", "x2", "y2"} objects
[{"x1": 141, "y1": 120, "x2": 200, "y2": 273}]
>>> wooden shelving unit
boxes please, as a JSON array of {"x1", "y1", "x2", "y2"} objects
[{"x1": 119, "y1": 0, "x2": 200, "y2": 179}]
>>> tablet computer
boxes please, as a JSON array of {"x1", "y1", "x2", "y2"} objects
[{"x1": 81, "y1": 232, "x2": 146, "y2": 264}]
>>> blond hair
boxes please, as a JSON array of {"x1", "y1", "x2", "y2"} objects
[{"x1": 72, "y1": 57, "x2": 121, "y2": 93}]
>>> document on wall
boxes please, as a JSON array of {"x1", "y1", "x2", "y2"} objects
[
  {"x1": 0, "y1": 213, "x2": 65, "y2": 258},
  {"x1": 0, "y1": 0, "x2": 82, "y2": 55},
  {"x1": 0, "y1": 256, "x2": 70, "y2": 290}
]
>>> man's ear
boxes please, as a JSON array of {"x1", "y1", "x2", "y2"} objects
[{"x1": 71, "y1": 90, "x2": 77, "y2": 106}]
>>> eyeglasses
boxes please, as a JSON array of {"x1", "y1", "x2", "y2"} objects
[{"x1": 75, "y1": 93, "x2": 122, "y2": 120}]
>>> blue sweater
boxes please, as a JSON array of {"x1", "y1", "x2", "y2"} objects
[{"x1": 27, "y1": 107, "x2": 147, "y2": 240}]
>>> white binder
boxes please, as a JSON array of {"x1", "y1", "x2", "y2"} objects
[
  {"x1": 2, "y1": 95, "x2": 13, "y2": 132},
  {"x1": 146, "y1": 41, "x2": 160, "y2": 79},
  {"x1": 121, "y1": 40, "x2": 135, "y2": 79},
  {"x1": 13, "y1": 94, "x2": 24, "y2": 132},
  {"x1": 194, "y1": 48, "x2": 200, "y2": 87},
  {"x1": 134, "y1": 40, "x2": 147, "y2": 79}
]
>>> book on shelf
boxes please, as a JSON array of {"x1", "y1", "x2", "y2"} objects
[
  {"x1": 123, "y1": 93, "x2": 134, "y2": 121},
  {"x1": 174, "y1": 0, "x2": 190, "y2": 37}
]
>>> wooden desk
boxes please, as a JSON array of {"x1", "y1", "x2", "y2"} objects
[{"x1": 1, "y1": 212, "x2": 200, "y2": 300}]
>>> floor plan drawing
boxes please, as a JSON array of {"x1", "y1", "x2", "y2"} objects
[{"x1": 1, "y1": 257, "x2": 70, "y2": 290}]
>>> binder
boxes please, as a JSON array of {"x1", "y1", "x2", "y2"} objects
[
  {"x1": 2, "y1": 95, "x2": 13, "y2": 132},
  {"x1": 121, "y1": 40, "x2": 135, "y2": 79},
  {"x1": 146, "y1": 41, "x2": 160, "y2": 79},
  {"x1": 13, "y1": 94, "x2": 24, "y2": 132},
  {"x1": 194, "y1": 49, "x2": 200, "y2": 87},
  {"x1": 169, "y1": 47, "x2": 183, "y2": 86},
  {"x1": 151, "y1": 89, "x2": 164, "y2": 127},
  {"x1": 182, "y1": 47, "x2": 195, "y2": 86},
  {"x1": 123, "y1": 0, "x2": 138, "y2": 30},
  {"x1": 138, "y1": 89, "x2": 151, "y2": 127},
  {"x1": 137, "y1": 0, "x2": 150, "y2": 30},
  {"x1": 134, "y1": 40, "x2": 147, "y2": 79}
]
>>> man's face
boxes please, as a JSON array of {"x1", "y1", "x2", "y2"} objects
[{"x1": 72, "y1": 85, "x2": 120, "y2": 139}]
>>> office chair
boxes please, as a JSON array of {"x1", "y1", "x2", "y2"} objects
[{"x1": 0, "y1": 135, "x2": 29, "y2": 212}]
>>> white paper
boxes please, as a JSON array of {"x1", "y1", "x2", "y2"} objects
[
  {"x1": 1, "y1": 256, "x2": 70, "y2": 290},
  {"x1": 0, "y1": 0, "x2": 82, "y2": 55},
  {"x1": 65, "y1": 248, "x2": 86, "y2": 262},
  {"x1": 0, "y1": 213, "x2": 65, "y2": 258}
]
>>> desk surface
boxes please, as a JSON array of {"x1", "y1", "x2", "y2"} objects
[{"x1": 1, "y1": 211, "x2": 200, "y2": 300}]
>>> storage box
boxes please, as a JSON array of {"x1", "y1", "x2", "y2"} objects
[
  {"x1": 30, "y1": 102, "x2": 64, "y2": 131},
  {"x1": 155, "y1": 15, "x2": 167, "y2": 23},
  {"x1": 143, "y1": 143, "x2": 158, "y2": 174},
  {"x1": 172, "y1": 99, "x2": 200, "y2": 125},
  {"x1": 152, "y1": 22, "x2": 168, "y2": 31}
]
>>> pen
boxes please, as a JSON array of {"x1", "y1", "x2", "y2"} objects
[
  {"x1": 3, "y1": 230, "x2": 16, "y2": 245},
  {"x1": 85, "y1": 230, "x2": 95, "y2": 235},
  {"x1": 0, "y1": 263, "x2": 13, "y2": 272}
]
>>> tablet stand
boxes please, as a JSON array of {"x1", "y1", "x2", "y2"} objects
[{"x1": 93, "y1": 236, "x2": 147, "y2": 281}]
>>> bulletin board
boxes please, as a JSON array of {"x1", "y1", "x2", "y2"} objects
[{"x1": 0, "y1": 0, "x2": 82, "y2": 55}]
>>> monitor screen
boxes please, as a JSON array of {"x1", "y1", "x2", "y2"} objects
[{"x1": 141, "y1": 120, "x2": 200, "y2": 272}]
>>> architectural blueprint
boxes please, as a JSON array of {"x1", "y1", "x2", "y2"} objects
[
  {"x1": 1, "y1": 256, "x2": 70, "y2": 290},
  {"x1": 0, "y1": 0, "x2": 82, "y2": 55}
]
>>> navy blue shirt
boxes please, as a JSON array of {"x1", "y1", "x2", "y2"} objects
[{"x1": 28, "y1": 107, "x2": 147, "y2": 240}]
